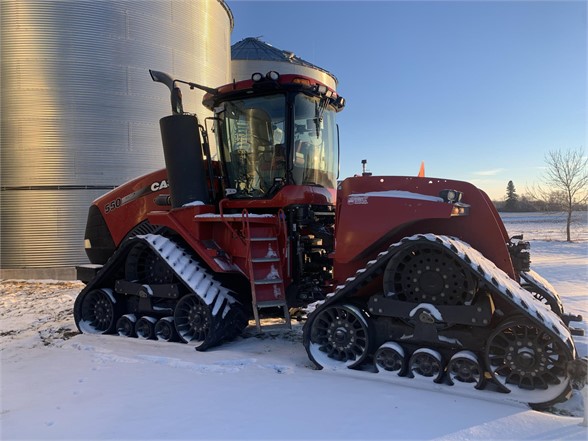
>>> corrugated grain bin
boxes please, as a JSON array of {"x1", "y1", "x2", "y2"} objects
[
  {"x1": 1, "y1": 0, "x2": 233, "y2": 274},
  {"x1": 231, "y1": 37, "x2": 338, "y2": 90}
]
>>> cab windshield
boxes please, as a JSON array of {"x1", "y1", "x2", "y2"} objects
[
  {"x1": 218, "y1": 92, "x2": 338, "y2": 198},
  {"x1": 219, "y1": 94, "x2": 286, "y2": 197},
  {"x1": 292, "y1": 94, "x2": 338, "y2": 188}
]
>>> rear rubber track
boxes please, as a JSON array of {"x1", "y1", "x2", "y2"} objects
[{"x1": 303, "y1": 233, "x2": 577, "y2": 407}]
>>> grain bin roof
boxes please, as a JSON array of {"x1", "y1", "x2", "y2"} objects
[{"x1": 231, "y1": 37, "x2": 337, "y2": 83}]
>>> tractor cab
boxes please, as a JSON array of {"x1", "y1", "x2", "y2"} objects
[
  {"x1": 206, "y1": 74, "x2": 344, "y2": 199},
  {"x1": 150, "y1": 70, "x2": 344, "y2": 204}
]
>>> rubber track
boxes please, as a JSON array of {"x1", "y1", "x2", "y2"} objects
[
  {"x1": 76, "y1": 234, "x2": 246, "y2": 350},
  {"x1": 520, "y1": 269, "x2": 564, "y2": 316},
  {"x1": 303, "y1": 233, "x2": 577, "y2": 405}
]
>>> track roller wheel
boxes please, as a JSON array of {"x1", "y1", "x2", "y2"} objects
[
  {"x1": 409, "y1": 348, "x2": 444, "y2": 382},
  {"x1": 447, "y1": 350, "x2": 483, "y2": 388},
  {"x1": 116, "y1": 314, "x2": 137, "y2": 337},
  {"x1": 76, "y1": 288, "x2": 119, "y2": 334},
  {"x1": 307, "y1": 304, "x2": 372, "y2": 369},
  {"x1": 485, "y1": 318, "x2": 569, "y2": 393},
  {"x1": 174, "y1": 294, "x2": 211, "y2": 346},
  {"x1": 374, "y1": 342, "x2": 406, "y2": 375},
  {"x1": 155, "y1": 317, "x2": 178, "y2": 342},
  {"x1": 135, "y1": 316, "x2": 157, "y2": 339}
]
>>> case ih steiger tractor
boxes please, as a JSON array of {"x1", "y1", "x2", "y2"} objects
[{"x1": 74, "y1": 69, "x2": 585, "y2": 408}]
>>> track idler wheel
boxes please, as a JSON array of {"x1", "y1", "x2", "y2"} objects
[
  {"x1": 485, "y1": 318, "x2": 570, "y2": 394},
  {"x1": 125, "y1": 242, "x2": 174, "y2": 284},
  {"x1": 307, "y1": 304, "x2": 372, "y2": 369},
  {"x1": 174, "y1": 294, "x2": 212, "y2": 347},
  {"x1": 374, "y1": 342, "x2": 406, "y2": 375},
  {"x1": 155, "y1": 317, "x2": 178, "y2": 342},
  {"x1": 135, "y1": 316, "x2": 157, "y2": 339},
  {"x1": 116, "y1": 314, "x2": 137, "y2": 337},
  {"x1": 76, "y1": 288, "x2": 119, "y2": 334},
  {"x1": 409, "y1": 348, "x2": 444, "y2": 382},
  {"x1": 384, "y1": 242, "x2": 477, "y2": 306},
  {"x1": 447, "y1": 351, "x2": 483, "y2": 388}
]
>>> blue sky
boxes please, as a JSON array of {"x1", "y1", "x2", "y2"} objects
[{"x1": 227, "y1": 0, "x2": 586, "y2": 200}]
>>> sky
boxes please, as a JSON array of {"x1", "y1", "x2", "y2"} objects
[{"x1": 227, "y1": 0, "x2": 587, "y2": 200}]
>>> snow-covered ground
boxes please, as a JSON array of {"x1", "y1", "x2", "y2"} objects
[{"x1": 1, "y1": 213, "x2": 587, "y2": 440}]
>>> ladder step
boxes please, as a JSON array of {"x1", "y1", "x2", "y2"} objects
[
  {"x1": 251, "y1": 257, "x2": 280, "y2": 263},
  {"x1": 250, "y1": 237, "x2": 278, "y2": 242},
  {"x1": 256, "y1": 300, "x2": 288, "y2": 308},
  {"x1": 254, "y1": 278, "x2": 283, "y2": 285}
]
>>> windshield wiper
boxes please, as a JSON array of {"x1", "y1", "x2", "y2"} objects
[{"x1": 314, "y1": 99, "x2": 328, "y2": 138}]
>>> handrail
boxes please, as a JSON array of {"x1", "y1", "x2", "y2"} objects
[
  {"x1": 279, "y1": 209, "x2": 288, "y2": 246},
  {"x1": 277, "y1": 208, "x2": 289, "y2": 274},
  {"x1": 241, "y1": 208, "x2": 251, "y2": 246}
]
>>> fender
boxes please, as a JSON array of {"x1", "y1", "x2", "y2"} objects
[{"x1": 334, "y1": 176, "x2": 515, "y2": 282}]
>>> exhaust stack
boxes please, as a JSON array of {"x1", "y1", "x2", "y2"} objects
[{"x1": 150, "y1": 70, "x2": 209, "y2": 207}]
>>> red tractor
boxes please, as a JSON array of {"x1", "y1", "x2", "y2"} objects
[{"x1": 74, "y1": 70, "x2": 584, "y2": 408}]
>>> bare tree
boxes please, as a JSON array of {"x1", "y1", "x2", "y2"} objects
[{"x1": 538, "y1": 148, "x2": 588, "y2": 241}]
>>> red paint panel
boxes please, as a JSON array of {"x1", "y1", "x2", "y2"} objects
[
  {"x1": 333, "y1": 175, "x2": 515, "y2": 284},
  {"x1": 93, "y1": 169, "x2": 170, "y2": 245}
]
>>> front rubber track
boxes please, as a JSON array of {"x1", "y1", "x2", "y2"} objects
[{"x1": 74, "y1": 234, "x2": 247, "y2": 351}]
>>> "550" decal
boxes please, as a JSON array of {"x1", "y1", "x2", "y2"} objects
[
  {"x1": 103, "y1": 179, "x2": 168, "y2": 214},
  {"x1": 104, "y1": 198, "x2": 122, "y2": 213}
]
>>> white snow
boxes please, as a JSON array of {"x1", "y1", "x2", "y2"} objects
[
  {"x1": 182, "y1": 200, "x2": 206, "y2": 207},
  {"x1": 265, "y1": 265, "x2": 280, "y2": 280},
  {"x1": 138, "y1": 235, "x2": 236, "y2": 317},
  {"x1": 213, "y1": 257, "x2": 239, "y2": 272},
  {"x1": 0, "y1": 213, "x2": 587, "y2": 440},
  {"x1": 409, "y1": 303, "x2": 444, "y2": 321},
  {"x1": 350, "y1": 189, "x2": 445, "y2": 203},
  {"x1": 522, "y1": 269, "x2": 559, "y2": 300},
  {"x1": 450, "y1": 350, "x2": 479, "y2": 364},
  {"x1": 265, "y1": 244, "x2": 278, "y2": 258}
]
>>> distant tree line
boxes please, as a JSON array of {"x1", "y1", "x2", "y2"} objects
[
  {"x1": 492, "y1": 147, "x2": 587, "y2": 241},
  {"x1": 494, "y1": 148, "x2": 587, "y2": 213},
  {"x1": 493, "y1": 192, "x2": 587, "y2": 212}
]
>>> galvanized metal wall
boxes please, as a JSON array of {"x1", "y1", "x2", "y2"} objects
[{"x1": 1, "y1": 0, "x2": 233, "y2": 270}]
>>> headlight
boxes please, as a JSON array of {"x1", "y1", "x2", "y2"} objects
[
  {"x1": 266, "y1": 71, "x2": 280, "y2": 81},
  {"x1": 450, "y1": 203, "x2": 470, "y2": 216}
]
